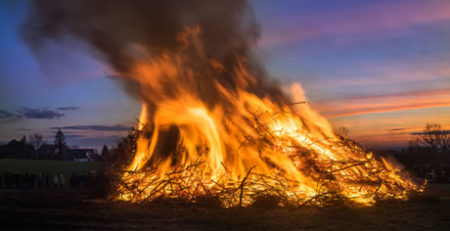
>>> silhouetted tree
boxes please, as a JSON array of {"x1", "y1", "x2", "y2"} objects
[
  {"x1": 410, "y1": 123, "x2": 449, "y2": 153},
  {"x1": 396, "y1": 123, "x2": 450, "y2": 179},
  {"x1": 54, "y1": 129, "x2": 67, "y2": 159},
  {"x1": 108, "y1": 130, "x2": 138, "y2": 167},
  {"x1": 336, "y1": 127, "x2": 349, "y2": 139},
  {"x1": 28, "y1": 133, "x2": 45, "y2": 150},
  {"x1": 54, "y1": 129, "x2": 65, "y2": 146},
  {"x1": 19, "y1": 135, "x2": 27, "y2": 144},
  {"x1": 0, "y1": 139, "x2": 34, "y2": 159},
  {"x1": 101, "y1": 145, "x2": 109, "y2": 156},
  {"x1": 28, "y1": 133, "x2": 45, "y2": 158}
]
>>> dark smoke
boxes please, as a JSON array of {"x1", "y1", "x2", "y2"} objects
[{"x1": 21, "y1": 0, "x2": 286, "y2": 107}]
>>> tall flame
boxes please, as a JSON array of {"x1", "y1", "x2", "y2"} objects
[
  {"x1": 116, "y1": 28, "x2": 422, "y2": 207},
  {"x1": 19, "y1": 0, "x2": 423, "y2": 207}
]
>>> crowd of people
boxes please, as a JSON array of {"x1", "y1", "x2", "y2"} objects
[
  {"x1": 0, "y1": 170, "x2": 101, "y2": 189},
  {"x1": 69, "y1": 171, "x2": 101, "y2": 188},
  {"x1": 412, "y1": 166, "x2": 450, "y2": 183}
]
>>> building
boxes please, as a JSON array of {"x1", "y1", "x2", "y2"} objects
[
  {"x1": 37, "y1": 144, "x2": 58, "y2": 159},
  {"x1": 37, "y1": 145, "x2": 96, "y2": 161},
  {"x1": 69, "y1": 149, "x2": 96, "y2": 162}
]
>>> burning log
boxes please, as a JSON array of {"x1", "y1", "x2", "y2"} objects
[{"x1": 112, "y1": 104, "x2": 424, "y2": 208}]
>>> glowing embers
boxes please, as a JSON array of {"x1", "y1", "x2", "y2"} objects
[
  {"x1": 115, "y1": 28, "x2": 422, "y2": 207},
  {"x1": 116, "y1": 94, "x2": 422, "y2": 207}
]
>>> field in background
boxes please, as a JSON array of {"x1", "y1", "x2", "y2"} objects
[{"x1": 0, "y1": 159, "x2": 103, "y2": 186}]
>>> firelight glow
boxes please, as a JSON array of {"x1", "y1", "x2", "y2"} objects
[{"x1": 115, "y1": 28, "x2": 422, "y2": 207}]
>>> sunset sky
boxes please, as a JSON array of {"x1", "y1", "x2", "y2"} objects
[{"x1": 1, "y1": 0, "x2": 449, "y2": 150}]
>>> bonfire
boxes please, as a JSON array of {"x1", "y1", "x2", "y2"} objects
[
  {"x1": 114, "y1": 27, "x2": 423, "y2": 207},
  {"x1": 21, "y1": 0, "x2": 424, "y2": 208}
]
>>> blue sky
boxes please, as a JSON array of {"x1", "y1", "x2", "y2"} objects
[{"x1": 1, "y1": 0, "x2": 449, "y2": 150}]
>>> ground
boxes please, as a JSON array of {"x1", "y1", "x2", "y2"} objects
[
  {"x1": 0, "y1": 185, "x2": 449, "y2": 231},
  {"x1": 0, "y1": 159, "x2": 102, "y2": 175}
]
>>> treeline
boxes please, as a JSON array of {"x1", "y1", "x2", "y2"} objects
[
  {"x1": 0, "y1": 130, "x2": 104, "y2": 161},
  {"x1": 394, "y1": 123, "x2": 450, "y2": 182},
  {"x1": 0, "y1": 138, "x2": 34, "y2": 159}
]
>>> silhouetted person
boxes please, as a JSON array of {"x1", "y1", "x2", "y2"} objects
[
  {"x1": 59, "y1": 174, "x2": 64, "y2": 187},
  {"x1": 53, "y1": 174, "x2": 59, "y2": 188}
]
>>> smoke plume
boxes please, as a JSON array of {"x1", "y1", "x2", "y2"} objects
[{"x1": 21, "y1": 0, "x2": 286, "y2": 108}]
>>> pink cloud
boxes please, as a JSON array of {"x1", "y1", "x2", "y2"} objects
[
  {"x1": 331, "y1": 62, "x2": 450, "y2": 88},
  {"x1": 327, "y1": 106, "x2": 450, "y2": 147},
  {"x1": 259, "y1": 1, "x2": 450, "y2": 48},
  {"x1": 312, "y1": 87, "x2": 450, "y2": 118}
]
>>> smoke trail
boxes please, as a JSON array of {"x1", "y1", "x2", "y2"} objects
[{"x1": 21, "y1": 0, "x2": 286, "y2": 107}]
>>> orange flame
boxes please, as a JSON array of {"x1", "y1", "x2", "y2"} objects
[{"x1": 116, "y1": 27, "x2": 423, "y2": 207}]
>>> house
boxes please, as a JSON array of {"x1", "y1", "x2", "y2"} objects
[
  {"x1": 38, "y1": 145, "x2": 96, "y2": 161},
  {"x1": 38, "y1": 144, "x2": 57, "y2": 159},
  {"x1": 69, "y1": 149, "x2": 95, "y2": 162},
  {"x1": 38, "y1": 144, "x2": 68, "y2": 159}
]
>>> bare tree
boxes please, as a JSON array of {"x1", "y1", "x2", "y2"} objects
[
  {"x1": 411, "y1": 123, "x2": 449, "y2": 152},
  {"x1": 28, "y1": 133, "x2": 45, "y2": 151},
  {"x1": 336, "y1": 127, "x2": 349, "y2": 139}
]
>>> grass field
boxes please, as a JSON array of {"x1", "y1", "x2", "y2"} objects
[
  {"x1": 0, "y1": 159, "x2": 449, "y2": 230},
  {"x1": 0, "y1": 159, "x2": 103, "y2": 186},
  {"x1": 0, "y1": 184, "x2": 449, "y2": 230}
]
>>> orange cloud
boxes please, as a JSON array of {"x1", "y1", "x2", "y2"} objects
[
  {"x1": 324, "y1": 102, "x2": 450, "y2": 148},
  {"x1": 312, "y1": 87, "x2": 450, "y2": 118}
]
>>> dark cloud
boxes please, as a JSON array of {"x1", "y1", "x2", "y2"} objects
[
  {"x1": 67, "y1": 135, "x2": 123, "y2": 148},
  {"x1": 391, "y1": 128, "x2": 405, "y2": 131},
  {"x1": 53, "y1": 125, "x2": 131, "y2": 132},
  {"x1": 56, "y1": 106, "x2": 79, "y2": 111},
  {"x1": 1, "y1": 107, "x2": 76, "y2": 120},
  {"x1": 64, "y1": 134, "x2": 87, "y2": 139},
  {"x1": 20, "y1": 108, "x2": 64, "y2": 119},
  {"x1": 0, "y1": 110, "x2": 18, "y2": 119},
  {"x1": 412, "y1": 130, "x2": 450, "y2": 135},
  {"x1": 0, "y1": 110, "x2": 21, "y2": 124}
]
